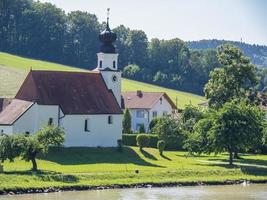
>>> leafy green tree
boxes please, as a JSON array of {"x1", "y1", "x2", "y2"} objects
[
  {"x1": 23, "y1": 126, "x2": 65, "y2": 171},
  {"x1": 123, "y1": 64, "x2": 141, "y2": 80},
  {"x1": 152, "y1": 115, "x2": 184, "y2": 150},
  {"x1": 205, "y1": 44, "x2": 258, "y2": 109},
  {"x1": 210, "y1": 101, "x2": 264, "y2": 165},
  {"x1": 64, "y1": 11, "x2": 100, "y2": 68},
  {"x1": 122, "y1": 108, "x2": 132, "y2": 134},
  {"x1": 126, "y1": 30, "x2": 148, "y2": 67},
  {"x1": 0, "y1": 134, "x2": 26, "y2": 163}
]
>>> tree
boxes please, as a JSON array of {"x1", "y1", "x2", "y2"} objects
[
  {"x1": 22, "y1": 126, "x2": 65, "y2": 171},
  {"x1": 126, "y1": 30, "x2": 148, "y2": 67},
  {"x1": 205, "y1": 44, "x2": 258, "y2": 109},
  {"x1": 0, "y1": 126, "x2": 65, "y2": 171},
  {"x1": 122, "y1": 108, "x2": 132, "y2": 134},
  {"x1": 210, "y1": 101, "x2": 264, "y2": 165},
  {"x1": 151, "y1": 115, "x2": 184, "y2": 150},
  {"x1": 123, "y1": 64, "x2": 141, "y2": 80}
]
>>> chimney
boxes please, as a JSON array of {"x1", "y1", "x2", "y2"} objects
[{"x1": 137, "y1": 90, "x2": 143, "y2": 97}]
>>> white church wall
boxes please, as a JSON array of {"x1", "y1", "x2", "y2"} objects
[
  {"x1": 12, "y1": 103, "x2": 38, "y2": 134},
  {"x1": 37, "y1": 105, "x2": 60, "y2": 128},
  {"x1": 61, "y1": 114, "x2": 122, "y2": 147}
]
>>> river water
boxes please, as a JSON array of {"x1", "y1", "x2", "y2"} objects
[{"x1": 0, "y1": 184, "x2": 267, "y2": 200}]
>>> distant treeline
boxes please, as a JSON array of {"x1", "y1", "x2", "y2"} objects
[{"x1": 1, "y1": 0, "x2": 267, "y2": 94}]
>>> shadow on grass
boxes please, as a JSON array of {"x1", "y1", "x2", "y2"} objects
[
  {"x1": 160, "y1": 154, "x2": 172, "y2": 161},
  {"x1": 196, "y1": 157, "x2": 267, "y2": 176},
  {"x1": 140, "y1": 149, "x2": 158, "y2": 160},
  {"x1": 39, "y1": 147, "x2": 163, "y2": 168}
]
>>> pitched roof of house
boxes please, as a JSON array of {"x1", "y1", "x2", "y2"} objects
[
  {"x1": 121, "y1": 91, "x2": 177, "y2": 109},
  {"x1": 0, "y1": 99, "x2": 34, "y2": 125},
  {"x1": 0, "y1": 98, "x2": 12, "y2": 113},
  {"x1": 14, "y1": 70, "x2": 122, "y2": 115}
]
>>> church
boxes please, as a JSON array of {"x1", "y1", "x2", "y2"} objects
[{"x1": 0, "y1": 18, "x2": 123, "y2": 147}]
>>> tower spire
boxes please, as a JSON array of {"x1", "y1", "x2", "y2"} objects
[{"x1": 106, "y1": 8, "x2": 110, "y2": 30}]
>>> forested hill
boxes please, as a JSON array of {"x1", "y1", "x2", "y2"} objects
[
  {"x1": 1, "y1": 0, "x2": 267, "y2": 95},
  {"x1": 187, "y1": 40, "x2": 267, "y2": 68}
]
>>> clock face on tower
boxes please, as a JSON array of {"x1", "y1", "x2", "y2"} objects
[{"x1": 112, "y1": 74, "x2": 118, "y2": 82}]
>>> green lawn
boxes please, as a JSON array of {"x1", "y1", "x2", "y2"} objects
[
  {"x1": 0, "y1": 52, "x2": 205, "y2": 108},
  {"x1": 0, "y1": 147, "x2": 267, "y2": 191}
]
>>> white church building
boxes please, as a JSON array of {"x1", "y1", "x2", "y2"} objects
[{"x1": 0, "y1": 18, "x2": 123, "y2": 147}]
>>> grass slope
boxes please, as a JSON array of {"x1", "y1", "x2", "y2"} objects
[
  {"x1": 0, "y1": 147, "x2": 267, "y2": 191},
  {"x1": 0, "y1": 52, "x2": 205, "y2": 108}
]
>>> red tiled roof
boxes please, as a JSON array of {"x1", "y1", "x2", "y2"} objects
[
  {"x1": 0, "y1": 99, "x2": 33, "y2": 125},
  {"x1": 15, "y1": 70, "x2": 122, "y2": 115},
  {"x1": 122, "y1": 91, "x2": 177, "y2": 109}
]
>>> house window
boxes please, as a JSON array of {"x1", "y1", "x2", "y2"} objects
[
  {"x1": 163, "y1": 111, "x2": 168, "y2": 116},
  {"x1": 99, "y1": 60, "x2": 103, "y2": 68},
  {"x1": 113, "y1": 61, "x2": 116, "y2": 69},
  {"x1": 108, "y1": 115, "x2": 113, "y2": 124},
  {"x1": 25, "y1": 131, "x2": 30, "y2": 136},
  {"x1": 152, "y1": 111, "x2": 157, "y2": 118},
  {"x1": 136, "y1": 110, "x2": 145, "y2": 118},
  {"x1": 84, "y1": 119, "x2": 90, "y2": 132},
  {"x1": 48, "y1": 118, "x2": 53, "y2": 125}
]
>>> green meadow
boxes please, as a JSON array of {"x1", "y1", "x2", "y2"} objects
[
  {"x1": 0, "y1": 147, "x2": 267, "y2": 191},
  {"x1": 0, "y1": 52, "x2": 205, "y2": 108}
]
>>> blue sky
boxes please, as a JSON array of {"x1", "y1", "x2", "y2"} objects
[{"x1": 39, "y1": 0, "x2": 267, "y2": 45}]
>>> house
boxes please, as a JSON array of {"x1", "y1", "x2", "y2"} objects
[
  {"x1": 122, "y1": 91, "x2": 177, "y2": 132},
  {"x1": 0, "y1": 18, "x2": 123, "y2": 147}
]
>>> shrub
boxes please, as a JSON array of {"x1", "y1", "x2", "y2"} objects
[
  {"x1": 122, "y1": 134, "x2": 137, "y2": 146},
  {"x1": 0, "y1": 164, "x2": 3, "y2": 173},
  {"x1": 117, "y1": 139, "x2": 123, "y2": 152},
  {"x1": 149, "y1": 135, "x2": 159, "y2": 148},
  {"x1": 139, "y1": 124, "x2": 146, "y2": 133},
  {"x1": 136, "y1": 134, "x2": 150, "y2": 150},
  {"x1": 157, "y1": 140, "x2": 166, "y2": 155}
]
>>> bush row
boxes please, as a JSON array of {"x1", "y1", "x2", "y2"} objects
[{"x1": 122, "y1": 134, "x2": 159, "y2": 148}]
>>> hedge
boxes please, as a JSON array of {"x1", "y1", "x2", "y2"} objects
[{"x1": 122, "y1": 134, "x2": 159, "y2": 148}]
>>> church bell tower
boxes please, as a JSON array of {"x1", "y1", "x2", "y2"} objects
[{"x1": 97, "y1": 9, "x2": 121, "y2": 106}]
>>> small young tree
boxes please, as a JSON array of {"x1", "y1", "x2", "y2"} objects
[
  {"x1": 157, "y1": 140, "x2": 165, "y2": 156},
  {"x1": 139, "y1": 124, "x2": 146, "y2": 133},
  {"x1": 123, "y1": 108, "x2": 132, "y2": 134},
  {"x1": 21, "y1": 126, "x2": 65, "y2": 171},
  {"x1": 136, "y1": 134, "x2": 150, "y2": 150}
]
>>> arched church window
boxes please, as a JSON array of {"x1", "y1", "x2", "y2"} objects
[
  {"x1": 100, "y1": 61, "x2": 103, "y2": 68},
  {"x1": 113, "y1": 61, "x2": 116, "y2": 69}
]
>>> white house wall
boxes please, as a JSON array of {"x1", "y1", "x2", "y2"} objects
[
  {"x1": 61, "y1": 114, "x2": 122, "y2": 147},
  {"x1": 0, "y1": 125, "x2": 13, "y2": 135}
]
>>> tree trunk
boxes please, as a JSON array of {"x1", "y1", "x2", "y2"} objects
[
  {"x1": 31, "y1": 157, "x2": 37, "y2": 171},
  {"x1": 229, "y1": 150, "x2": 233, "y2": 165},
  {"x1": 234, "y1": 151, "x2": 241, "y2": 159}
]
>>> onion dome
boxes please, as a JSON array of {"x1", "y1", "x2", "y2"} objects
[{"x1": 99, "y1": 10, "x2": 117, "y2": 53}]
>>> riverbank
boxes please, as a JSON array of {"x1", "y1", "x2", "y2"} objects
[
  {"x1": 1, "y1": 179, "x2": 267, "y2": 195},
  {"x1": 0, "y1": 147, "x2": 267, "y2": 195}
]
